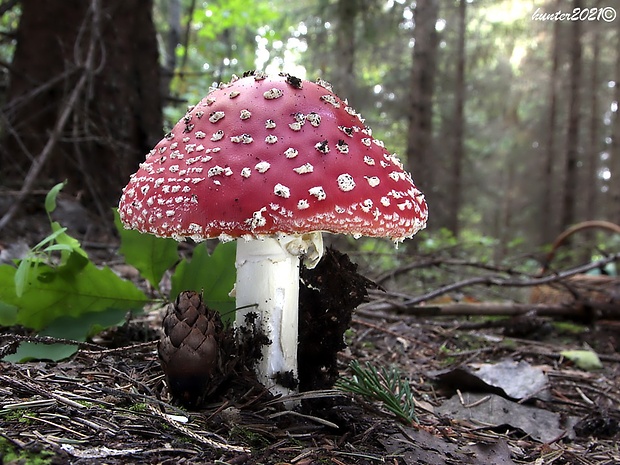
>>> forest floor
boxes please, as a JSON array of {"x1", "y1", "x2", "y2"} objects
[{"x1": 1, "y1": 208, "x2": 620, "y2": 465}]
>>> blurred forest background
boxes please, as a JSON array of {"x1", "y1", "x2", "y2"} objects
[{"x1": 0, "y1": 0, "x2": 619, "y2": 263}]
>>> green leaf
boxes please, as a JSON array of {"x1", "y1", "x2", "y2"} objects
[
  {"x1": 114, "y1": 209, "x2": 179, "y2": 288},
  {"x1": 14, "y1": 259, "x2": 33, "y2": 298},
  {"x1": 42, "y1": 244, "x2": 74, "y2": 253},
  {"x1": 0, "y1": 251, "x2": 149, "y2": 331},
  {"x1": 32, "y1": 225, "x2": 68, "y2": 251},
  {"x1": 2, "y1": 307, "x2": 131, "y2": 362},
  {"x1": 13, "y1": 222, "x2": 86, "y2": 297},
  {"x1": 50, "y1": 221, "x2": 87, "y2": 260},
  {"x1": 171, "y1": 241, "x2": 236, "y2": 320},
  {"x1": 560, "y1": 349, "x2": 603, "y2": 371},
  {"x1": 45, "y1": 181, "x2": 67, "y2": 215},
  {"x1": 0, "y1": 297, "x2": 18, "y2": 326},
  {"x1": 3, "y1": 342, "x2": 78, "y2": 363}
]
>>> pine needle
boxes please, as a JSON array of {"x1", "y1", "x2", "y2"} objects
[{"x1": 335, "y1": 360, "x2": 417, "y2": 424}]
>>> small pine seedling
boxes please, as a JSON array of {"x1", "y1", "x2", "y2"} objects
[{"x1": 336, "y1": 360, "x2": 417, "y2": 425}]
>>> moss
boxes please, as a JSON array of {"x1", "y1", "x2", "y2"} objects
[
  {"x1": 228, "y1": 426, "x2": 271, "y2": 449},
  {"x1": 1, "y1": 409, "x2": 36, "y2": 425},
  {"x1": 553, "y1": 321, "x2": 586, "y2": 335},
  {"x1": 0, "y1": 438, "x2": 54, "y2": 465},
  {"x1": 128, "y1": 402, "x2": 148, "y2": 412}
]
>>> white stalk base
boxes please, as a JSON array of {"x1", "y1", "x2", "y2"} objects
[{"x1": 235, "y1": 236, "x2": 301, "y2": 400}]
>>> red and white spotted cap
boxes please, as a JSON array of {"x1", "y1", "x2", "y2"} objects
[{"x1": 118, "y1": 72, "x2": 428, "y2": 243}]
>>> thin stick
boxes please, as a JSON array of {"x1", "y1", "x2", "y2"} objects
[{"x1": 147, "y1": 405, "x2": 250, "y2": 453}]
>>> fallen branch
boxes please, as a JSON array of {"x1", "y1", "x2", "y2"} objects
[
  {"x1": 363, "y1": 253, "x2": 620, "y2": 310},
  {"x1": 357, "y1": 302, "x2": 616, "y2": 319}
]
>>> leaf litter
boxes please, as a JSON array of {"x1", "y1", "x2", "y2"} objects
[{"x1": 1, "y1": 223, "x2": 620, "y2": 463}]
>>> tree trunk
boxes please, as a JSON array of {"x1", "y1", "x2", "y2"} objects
[
  {"x1": 161, "y1": 0, "x2": 181, "y2": 99},
  {"x1": 445, "y1": 0, "x2": 466, "y2": 236},
  {"x1": 584, "y1": 18, "x2": 600, "y2": 221},
  {"x1": 1, "y1": 0, "x2": 162, "y2": 213},
  {"x1": 333, "y1": 0, "x2": 358, "y2": 103},
  {"x1": 541, "y1": 5, "x2": 561, "y2": 246},
  {"x1": 560, "y1": 0, "x2": 583, "y2": 232},
  {"x1": 610, "y1": 20, "x2": 620, "y2": 224},
  {"x1": 405, "y1": 0, "x2": 439, "y2": 225},
  {"x1": 579, "y1": 12, "x2": 602, "y2": 262}
]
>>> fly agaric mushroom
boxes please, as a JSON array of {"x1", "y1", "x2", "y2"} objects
[{"x1": 118, "y1": 71, "x2": 428, "y2": 401}]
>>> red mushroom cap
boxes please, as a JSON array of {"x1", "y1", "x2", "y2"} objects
[{"x1": 118, "y1": 72, "x2": 428, "y2": 242}]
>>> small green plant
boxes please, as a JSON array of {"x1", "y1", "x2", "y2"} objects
[
  {"x1": 0, "y1": 182, "x2": 237, "y2": 361},
  {"x1": 336, "y1": 360, "x2": 417, "y2": 425},
  {"x1": 0, "y1": 182, "x2": 149, "y2": 360}
]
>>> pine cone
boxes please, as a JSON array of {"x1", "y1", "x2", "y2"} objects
[{"x1": 158, "y1": 291, "x2": 227, "y2": 407}]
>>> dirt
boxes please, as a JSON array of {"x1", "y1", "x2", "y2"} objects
[
  {"x1": 298, "y1": 247, "x2": 378, "y2": 392},
  {"x1": 1, "y1": 214, "x2": 620, "y2": 464}
]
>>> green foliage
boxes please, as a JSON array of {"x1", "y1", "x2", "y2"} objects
[
  {"x1": 553, "y1": 321, "x2": 586, "y2": 335},
  {"x1": 1, "y1": 183, "x2": 148, "y2": 332},
  {"x1": 192, "y1": 0, "x2": 278, "y2": 41},
  {"x1": 0, "y1": 183, "x2": 150, "y2": 361},
  {"x1": 115, "y1": 209, "x2": 179, "y2": 288},
  {"x1": 157, "y1": 0, "x2": 285, "y2": 125},
  {"x1": 129, "y1": 402, "x2": 148, "y2": 412},
  {"x1": 336, "y1": 360, "x2": 417, "y2": 425},
  {"x1": 0, "y1": 436, "x2": 54, "y2": 465},
  {"x1": 4, "y1": 308, "x2": 131, "y2": 363},
  {"x1": 171, "y1": 241, "x2": 237, "y2": 323},
  {"x1": 0, "y1": 182, "x2": 239, "y2": 361},
  {"x1": 356, "y1": 237, "x2": 399, "y2": 273},
  {"x1": 13, "y1": 181, "x2": 88, "y2": 298},
  {"x1": 114, "y1": 207, "x2": 237, "y2": 316},
  {"x1": 1, "y1": 256, "x2": 147, "y2": 331},
  {"x1": 0, "y1": 1, "x2": 20, "y2": 64}
]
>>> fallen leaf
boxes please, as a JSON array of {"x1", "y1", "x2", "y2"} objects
[
  {"x1": 560, "y1": 349, "x2": 602, "y2": 371},
  {"x1": 380, "y1": 427, "x2": 517, "y2": 465},
  {"x1": 430, "y1": 359, "x2": 550, "y2": 400},
  {"x1": 436, "y1": 392, "x2": 578, "y2": 443}
]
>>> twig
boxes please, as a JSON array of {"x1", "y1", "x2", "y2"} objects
[
  {"x1": 78, "y1": 340, "x2": 157, "y2": 356},
  {"x1": 267, "y1": 410, "x2": 340, "y2": 429},
  {"x1": 147, "y1": 404, "x2": 250, "y2": 453},
  {"x1": 0, "y1": 333, "x2": 105, "y2": 350},
  {"x1": 0, "y1": 375, "x2": 87, "y2": 410},
  {"x1": 352, "y1": 317, "x2": 435, "y2": 349},
  {"x1": 374, "y1": 257, "x2": 524, "y2": 285},
  {"x1": 1, "y1": 68, "x2": 78, "y2": 117}
]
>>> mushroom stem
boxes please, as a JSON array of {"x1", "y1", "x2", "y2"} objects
[{"x1": 234, "y1": 236, "x2": 302, "y2": 400}]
